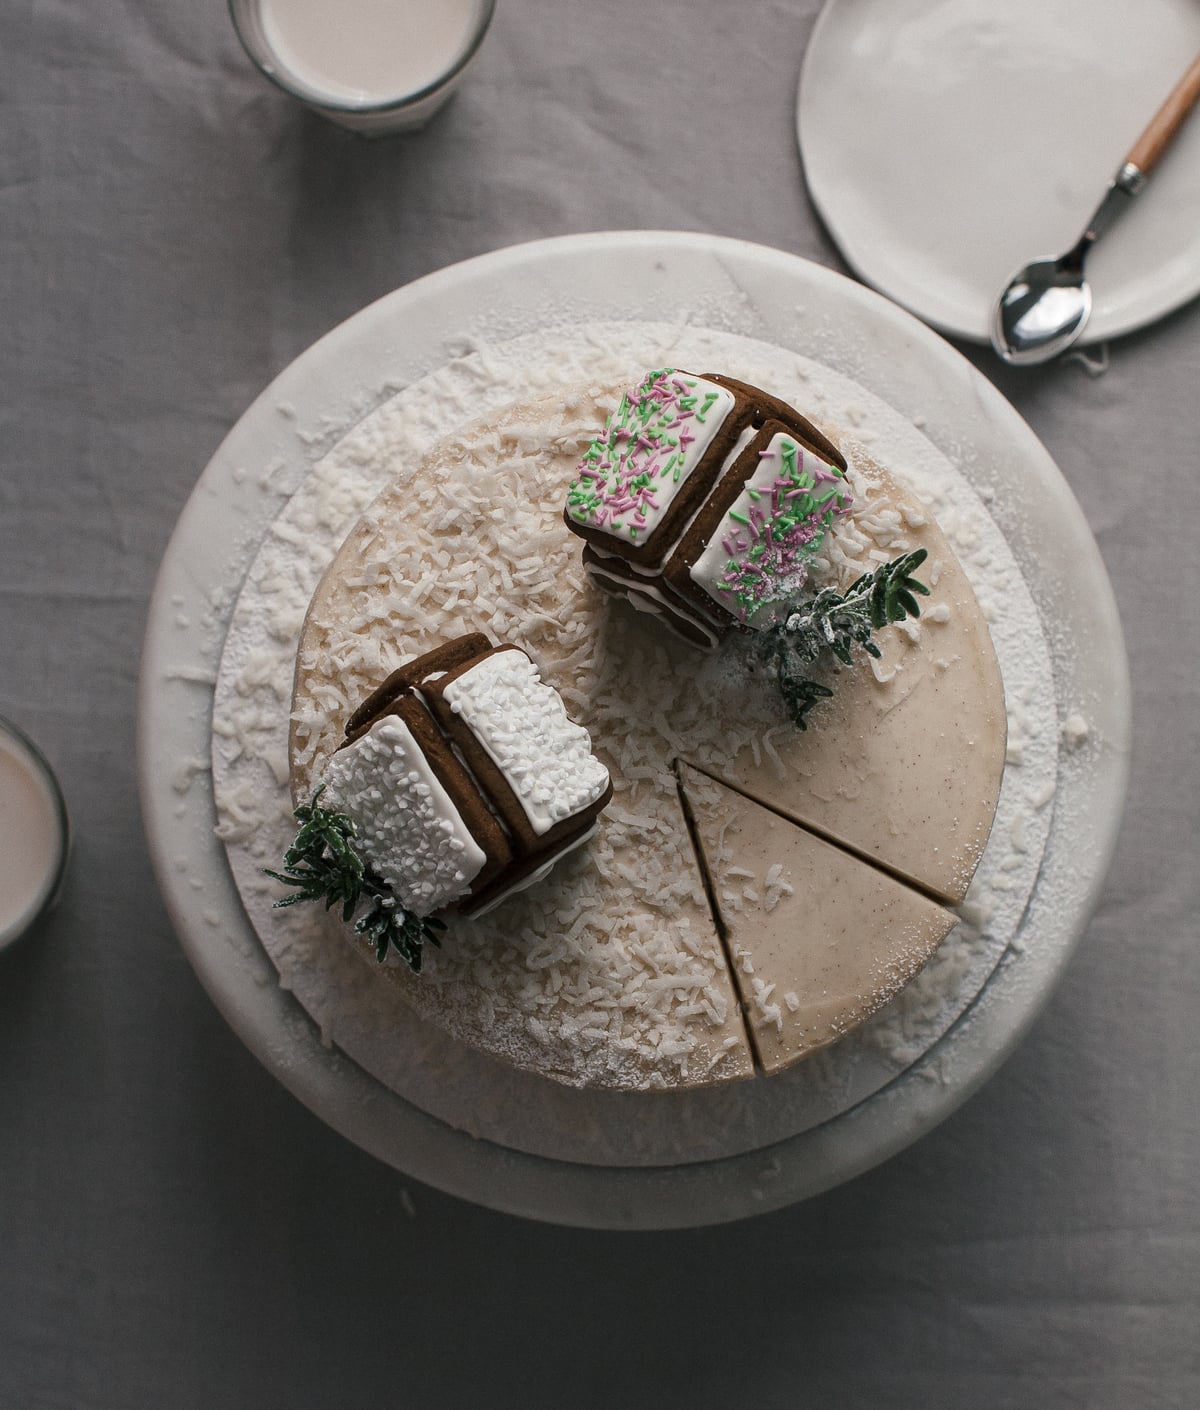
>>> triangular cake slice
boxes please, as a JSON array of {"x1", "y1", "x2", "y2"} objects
[
  {"x1": 694, "y1": 455, "x2": 1006, "y2": 905},
  {"x1": 677, "y1": 763, "x2": 958, "y2": 1072}
]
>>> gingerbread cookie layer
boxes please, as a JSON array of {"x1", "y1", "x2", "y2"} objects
[{"x1": 289, "y1": 384, "x2": 1005, "y2": 1090}]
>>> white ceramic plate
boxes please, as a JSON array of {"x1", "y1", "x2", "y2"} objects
[
  {"x1": 138, "y1": 232, "x2": 1130, "y2": 1228},
  {"x1": 798, "y1": 0, "x2": 1200, "y2": 345}
]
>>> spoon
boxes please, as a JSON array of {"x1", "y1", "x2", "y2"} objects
[{"x1": 991, "y1": 51, "x2": 1200, "y2": 366}]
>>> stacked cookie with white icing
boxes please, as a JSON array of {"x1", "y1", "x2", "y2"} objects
[
  {"x1": 565, "y1": 369, "x2": 851, "y2": 647},
  {"x1": 321, "y1": 633, "x2": 612, "y2": 919}
]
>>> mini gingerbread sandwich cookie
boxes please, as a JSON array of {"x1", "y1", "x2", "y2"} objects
[
  {"x1": 274, "y1": 634, "x2": 613, "y2": 964},
  {"x1": 565, "y1": 369, "x2": 851, "y2": 646},
  {"x1": 420, "y1": 642, "x2": 613, "y2": 865}
]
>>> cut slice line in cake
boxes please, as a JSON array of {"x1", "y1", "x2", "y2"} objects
[{"x1": 676, "y1": 762, "x2": 959, "y2": 1073}]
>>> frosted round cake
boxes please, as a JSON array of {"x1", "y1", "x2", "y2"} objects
[{"x1": 284, "y1": 372, "x2": 1007, "y2": 1091}]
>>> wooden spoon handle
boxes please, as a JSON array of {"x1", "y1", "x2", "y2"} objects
[{"x1": 1126, "y1": 51, "x2": 1200, "y2": 176}]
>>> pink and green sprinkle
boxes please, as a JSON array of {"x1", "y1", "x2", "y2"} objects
[
  {"x1": 566, "y1": 369, "x2": 715, "y2": 543},
  {"x1": 713, "y1": 438, "x2": 851, "y2": 620}
]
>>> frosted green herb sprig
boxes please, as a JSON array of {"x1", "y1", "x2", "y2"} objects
[
  {"x1": 757, "y1": 549, "x2": 931, "y2": 729},
  {"x1": 265, "y1": 787, "x2": 444, "y2": 973}
]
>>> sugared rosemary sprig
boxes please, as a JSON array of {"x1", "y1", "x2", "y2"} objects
[
  {"x1": 265, "y1": 787, "x2": 444, "y2": 973},
  {"x1": 757, "y1": 548, "x2": 930, "y2": 729}
]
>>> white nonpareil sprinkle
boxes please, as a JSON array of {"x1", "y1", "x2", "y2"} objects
[{"x1": 320, "y1": 718, "x2": 486, "y2": 916}]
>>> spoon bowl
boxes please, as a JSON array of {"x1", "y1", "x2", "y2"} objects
[
  {"x1": 990, "y1": 52, "x2": 1200, "y2": 366},
  {"x1": 991, "y1": 255, "x2": 1093, "y2": 366}
]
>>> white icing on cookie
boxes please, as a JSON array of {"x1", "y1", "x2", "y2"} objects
[
  {"x1": 442, "y1": 650, "x2": 609, "y2": 835},
  {"x1": 566, "y1": 370, "x2": 735, "y2": 548},
  {"x1": 689, "y1": 431, "x2": 848, "y2": 625},
  {"x1": 320, "y1": 717, "x2": 486, "y2": 916}
]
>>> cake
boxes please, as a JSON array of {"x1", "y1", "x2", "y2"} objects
[{"x1": 283, "y1": 371, "x2": 1007, "y2": 1090}]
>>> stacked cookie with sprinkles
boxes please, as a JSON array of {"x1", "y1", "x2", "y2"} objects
[{"x1": 565, "y1": 369, "x2": 852, "y2": 647}]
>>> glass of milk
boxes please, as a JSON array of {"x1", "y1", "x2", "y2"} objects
[
  {"x1": 0, "y1": 717, "x2": 69, "y2": 955},
  {"x1": 229, "y1": 0, "x2": 495, "y2": 135}
]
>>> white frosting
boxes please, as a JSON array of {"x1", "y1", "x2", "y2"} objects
[
  {"x1": 689, "y1": 430, "x2": 843, "y2": 625},
  {"x1": 442, "y1": 650, "x2": 609, "y2": 835},
  {"x1": 570, "y1": 372, "x2": 735, "y2": 547},
  {"x1": 584, "y1": 559, "x2": 723, "y2": 650},
  {"x1": 320, "y1": 716, "x2": 486, "y2": 915}
]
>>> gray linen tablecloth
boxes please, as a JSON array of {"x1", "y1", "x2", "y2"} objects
[{"x1": 2, "y1": 3, "x2": 1196, "y2": 1406}]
